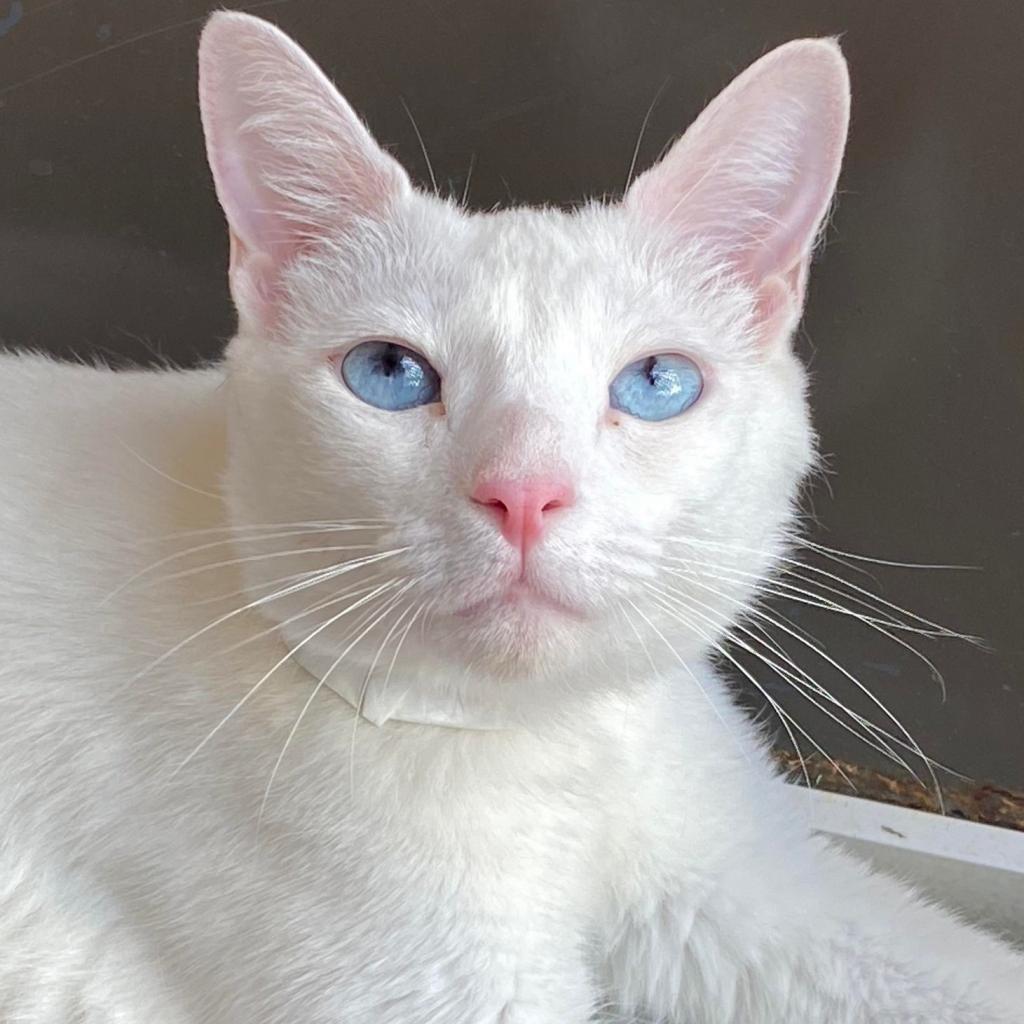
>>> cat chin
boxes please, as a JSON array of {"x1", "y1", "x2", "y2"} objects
[
  {"x1": 434, "y1": 606, "x2": 607, "y2": 682},
  {"x1": 452, "y1": 581, "x2": 586, "y2": 623}
]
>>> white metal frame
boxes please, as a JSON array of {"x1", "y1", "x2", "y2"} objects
[{"x1": 800, "y1": 786, "x2": 1024, "y2": 944}]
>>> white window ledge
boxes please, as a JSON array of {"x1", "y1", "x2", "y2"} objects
[{"x1": 798, "y1": 785, "x2": 1024, "y2": 944}]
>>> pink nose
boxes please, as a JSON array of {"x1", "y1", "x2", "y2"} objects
[{"x1": 471, "y1": 477, "x2": 575, "y2": 558}]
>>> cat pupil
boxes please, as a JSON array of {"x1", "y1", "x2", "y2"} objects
[{"x1": 379, "y1": 346, "x2": 402, "y2": 377}]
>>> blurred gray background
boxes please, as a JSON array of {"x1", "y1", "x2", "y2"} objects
[{"x1": 2, "y1": 0, "x2": 1022, "y2": 794}]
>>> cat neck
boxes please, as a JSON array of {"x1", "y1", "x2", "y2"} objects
[{"x1": 281, "y1": 625, "x2": 517, "y2": 730}]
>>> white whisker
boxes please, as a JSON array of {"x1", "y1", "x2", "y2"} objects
[
  {"x1": 663, "y1": 554, "x2": 960, "y2": 640},
  {"x1": 640, "y1": 583, "x2": 825, "y2": 793},
  {"x1": 173, "y1": 578, "x2": 405, "y2": 775},
  {"x1": 801, "y1": 538, "x2": 980, "y2": 572},
  {"x1": 155, "y1": 519, "x2": 389, "y2": 541},
  {"x1": 400, "y1": 97, "x2": 438, "y2": 194},
  {"x1": 654, "y1": 581, "x2": 906, "y2": 785},
  {"x1": 381, "y1": 597, "x2": 434, "y2": 707},
  {"x1": 663, "y1": 535, "x2": 972, "y2": 641},
  {"x1": 126, "y1": 549, "x2": 408, "y2": 686},
  {"x1": 735, "y1": 615, "x2": 954, "y2": 775},
  {"x1": 104, "y1": 528, "x2": 390, "y2": 605},
  {"x1": 137, "y1": 544, "x2": 385, "y2": 591},
  {"x1": 189, "y1": 575, "x2": 393, "y2": 664},
  {"x1": 623, "y1": 76, "x2": 671, "y2": 193},
  {"x1": 186, "y1": 565, "x2": 336, "y2": 609},
  {"x1": 258, "y1": 582, "x2": 416, "y2": 828},
  {"x1": 621, "y1": 599, "x2": 752, "y2": 766},
  {"x1": 348, "y1": 597, "x2": 426, "y2": 798},
  {"x1": 116, "y1": 437, "x2": 222, "y2": 501},
  {"x1": 657, "y1": 570, "x2": 945, "y2": 807},
  {"x1": 661, "y1": 558, "x2": 955, "y2": 697},
  {"x1": 460, "y1": 152, "x2": 476, "y2": 207}
]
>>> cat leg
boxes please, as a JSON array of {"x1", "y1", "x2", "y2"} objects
[{"x1": 602, "y1": 835, "x2": 1024, "y2": 1024}]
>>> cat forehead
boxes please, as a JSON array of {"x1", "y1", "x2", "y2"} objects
[
  {"x1": 443, "y1": 203, "x2": 750, "y2": 369},
  {"x1": 327, "y1": 198, "x2": 723, "y2": 335},
  {"x1": 440, "y1": 202, "x2": 672, "y2": 294},
  {"x1": 284, "y1": 194, "x2": 753, "y2": 379}
]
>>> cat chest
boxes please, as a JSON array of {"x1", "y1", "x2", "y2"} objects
[{"x1": 137, "y1": 767, "x2": 608, "y2": 1020}]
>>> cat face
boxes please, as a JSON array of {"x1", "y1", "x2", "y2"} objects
[{"x1": 199, "y1": 14, "x2": 848, "y2": 718}]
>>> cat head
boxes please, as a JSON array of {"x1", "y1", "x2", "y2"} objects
[{"x1": 198, "y1": 13, "x2": 849, "y2": 725}]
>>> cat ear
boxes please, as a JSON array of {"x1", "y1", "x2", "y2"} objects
[
  {"x1": 198, "y1": 12, "x2": 411, "y2": 331},
  {"x1": 625, "y1": 39, "x2": 850, "y2": 343}
]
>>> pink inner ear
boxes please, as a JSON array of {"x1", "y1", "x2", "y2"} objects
[
  {"x1": 211, "y1": 125, "x2": 295, "y2": 275},
  {"x1": 626, "y1": 39, "x2": 850, "y2": 308},
  {"x1": 198, "y1": 12, "x2": 411, "y2": 330},
  {"x1": 226, "y1": 233, "x2": 282, "y2": 328}
]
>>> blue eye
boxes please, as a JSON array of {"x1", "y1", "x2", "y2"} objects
[
  {"x1": 609, "y1": 353, "x2": 703, "y2": 422},
  {"x1": 341, "y1": 341, "x2": 441, "y2": 411}
]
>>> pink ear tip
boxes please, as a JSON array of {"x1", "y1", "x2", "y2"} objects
[
  {"x1": 756, "y1": 37, "x2": 850, "y2": 95},
  {"x1": 199, "y1": 10, "x2": 291, "y2": 66},
  {"x1": 200, "y1": 11, "x2": 246, "y2": 49},
  {"x1": 772, "y1": 36, "x2": 845, "y2": 57},
  {"x1": 203, "y1": 10, "x2": 270, "y2": 36}
]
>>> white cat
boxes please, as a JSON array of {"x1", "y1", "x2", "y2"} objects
[{"x1": 0, "y1": 11, "x2": 1020, "y2": 1023}]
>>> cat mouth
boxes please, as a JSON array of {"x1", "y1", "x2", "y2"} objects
[{"x1": 454, "y1": 581, "x2": 583, "y2": 621}]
